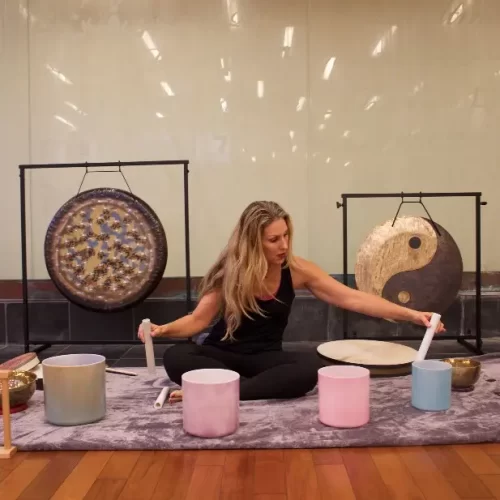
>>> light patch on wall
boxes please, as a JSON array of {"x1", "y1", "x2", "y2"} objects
[
  {"x1": 19, "y1": 3, "x2": 36, "y2": 23},
  {"x1": 65, "y1": 101, "x2": 87, "y2": 116},
  {"x1": 257, "y1": 80, "x2": 264, "y2": 98},
  {"x1": 296, "y1": 97, "x2": 306, "y2": 111},
  {"x1": 46, "y1": 64, "x2": 72, "y2": 85},
  {"x1": 226, "y1": 0, "x2": 240, "y2": 27},
  {"x1": 283, "y1": 27, "x2": 294, "y2": 48},
  {"x1": 161, "y1": 81, "x2": 175, "y2": 96},
  {"x1": 220, "y1": 98, "x2": 228, "y2": 112},
  {"x1": 371, "y1": 26, "x2": 398, "y2": 57},
  {"x1": 141, "y1": 31, "x2": 162, "y2": 61},
  {"x1": 156, "y1": 112, "x2": 164, "y2": 118},
  {"x1": 54, "y1": 115, "x2": 76, "y2": 131},
  {"x1": 343, "y1": 130, "x2": 351, "y2": 138},
  {"x1": 410, "y1": 81, "x2": 424, "y2": 96},
  {"x1": 322, "y1": 57, "x2": 336, "y2": 80},
  {"x1": 364, "y1": 95, "x2": 380, "y2": 110}
]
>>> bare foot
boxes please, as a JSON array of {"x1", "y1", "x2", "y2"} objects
[{"x1": 169, "y1": 389, "x2": 183, "y2": 404}]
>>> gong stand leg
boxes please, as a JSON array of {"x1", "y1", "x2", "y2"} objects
[
  {"x1": 0, "y1": 370, "x2": 17, "y2": 459},
  {"x1": 20, "y1": 166, "x2": 30, "y2": 354},
  {"x1": 336, "y1": 196, "x2": 350, "y2": 339},
  {"x1": 474, "y1": 193, "x2": 483, "y2": 354}
]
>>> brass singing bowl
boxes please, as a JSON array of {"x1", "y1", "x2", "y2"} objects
[
  {"x1": 442, "y1": 358, "x2": 481, "y2": 391},
  {"x1": 0, "y1": 370, "x2": 37, "y2": 408}
]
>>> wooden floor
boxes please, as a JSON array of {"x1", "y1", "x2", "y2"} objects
[{"x1": 1, "y1": 444, "x2": 500, "y2": 499}]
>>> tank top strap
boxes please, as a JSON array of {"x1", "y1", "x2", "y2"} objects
[{"x1": 276, "y1": 264, "x2": 295, "y2": 302}]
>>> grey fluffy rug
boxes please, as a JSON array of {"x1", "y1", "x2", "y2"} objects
[{"x1": 4, "y1": 354, "x2": 500, "y2": 451}]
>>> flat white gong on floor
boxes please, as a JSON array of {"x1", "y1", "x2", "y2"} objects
[{"x1": 317, "y1": 339, "x2": 418, "y2": 377}]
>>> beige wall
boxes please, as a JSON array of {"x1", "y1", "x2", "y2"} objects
[{"x1": 1, "y1": 0, "x2": 499, "y2": 281}]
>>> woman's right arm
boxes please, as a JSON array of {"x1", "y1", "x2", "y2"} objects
[{"x1": 138, "y1": 290, "x2": 221, "y2": 342}]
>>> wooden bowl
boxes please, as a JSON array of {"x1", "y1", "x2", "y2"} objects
[
  {"x1": 0, "y1": 370, "x2": 37, "y2": 408},
  {"x1": 442, "y1": 358, "x2": 481, "y2": 391}
]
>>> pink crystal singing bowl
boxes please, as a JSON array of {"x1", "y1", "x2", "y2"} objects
[
  {"x1": 318, "y1": 365, "x2": 370, "y2": 428},
  {"x1": 182, "y1": 368, "x2": 240, "y2": 438}
]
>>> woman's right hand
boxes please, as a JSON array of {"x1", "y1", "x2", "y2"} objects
[{"x1": 137, "y1": 322, "x2": 165, "y2": 343}]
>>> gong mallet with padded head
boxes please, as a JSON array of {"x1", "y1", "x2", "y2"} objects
[
  {"x1": 0, "y1": 369, "x2": 17, "y2": 459},
  {"x1": 415, "y1": 313, "x2": 442, "y2": 361}
]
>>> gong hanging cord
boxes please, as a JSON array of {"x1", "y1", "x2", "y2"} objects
[
  {"x1": 391, "y1": 192, "x2": 441, "y2": 236},
  {"x1": 76, "y1": 162, "x2": 133, "y2": 195}
]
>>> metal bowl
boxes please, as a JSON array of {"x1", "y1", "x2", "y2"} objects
[
  {"x1": 0, "y1": 370, "x2": 37, "y2": 408},
  {"x1": 442, "y1": 358, "x2": 481, "y2": 391}
]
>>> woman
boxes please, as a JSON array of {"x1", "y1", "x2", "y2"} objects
[{"x1": 138, "y1": 201, "x2": 445, "y2": 401}]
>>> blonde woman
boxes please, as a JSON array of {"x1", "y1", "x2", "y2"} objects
[{"x1": 138, "y1": 201, "x2": 445, "y2": 401}]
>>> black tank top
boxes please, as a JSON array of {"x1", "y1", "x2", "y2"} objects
[{"x1": 203, "y1": 265, "x2": 295, "y2": 353}]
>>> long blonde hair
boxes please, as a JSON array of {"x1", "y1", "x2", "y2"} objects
[{"x1": 198, "y1": 201, "x2": 296, "y2": 341}]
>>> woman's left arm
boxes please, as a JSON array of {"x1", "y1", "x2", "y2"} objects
[{"x1": 295, "y1": 257, "x2": 445, "y2": 331}]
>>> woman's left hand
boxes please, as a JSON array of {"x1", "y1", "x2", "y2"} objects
[{"x1": 410, "y1": 311, "x2": 446, "y2": 333}]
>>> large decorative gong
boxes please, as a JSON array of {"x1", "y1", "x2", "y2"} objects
[
  {"x1": 44, "y1": 188, "x2": 168, "y2": 312},
  {"x1": 355, "y1": 216, "x2": 462, "y2": 313}
]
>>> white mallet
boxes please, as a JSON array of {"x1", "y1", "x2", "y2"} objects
[
  {"x1": 415, "y1": 313, "x2": 441, "y2": 361},
  {"x1": 142, "y1": 318, "x2": 156, "y2": 375}
]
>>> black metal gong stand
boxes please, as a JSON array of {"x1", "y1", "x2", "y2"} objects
[
  {"x1": 19, "y1": 160, "x2": 192, "y2": 354},
  {"x1": 336, "y1": 191, "x2": 487, "y2": 355}
]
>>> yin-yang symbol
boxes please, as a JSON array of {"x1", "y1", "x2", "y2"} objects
[{"x1": 354, "y1": 216, "x2": 463, "y2": 313}]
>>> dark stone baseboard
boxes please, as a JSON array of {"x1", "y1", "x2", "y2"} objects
[
  {"x1": 1, "y1": 288, "x2": 498, "y2": 347},
  {"x1": 0, "y1": 271, "x2": 499, "y2": 302}
]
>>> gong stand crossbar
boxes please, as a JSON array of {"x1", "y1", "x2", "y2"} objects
[
  {"x1": 19, "y1": 160, "x2": 192, "y2": 354},
  {"x1": 336, "y1": 191, "x2": 487, "y2": 355}
]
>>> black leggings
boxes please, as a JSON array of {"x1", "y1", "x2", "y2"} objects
[{"x1": 163, "y1": 343, "x2": 326, "y2": 401}]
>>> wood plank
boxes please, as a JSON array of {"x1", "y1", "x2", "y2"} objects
[
  {"x1": 341, "y1": 448, "x2": 390, "y2": 500},
  {"x1": 50, "y1": 451, "x2": 113, "y2": 500},
  {"x1": 185, "y1": 465, "x2": 223, "y2": 500},
  {"x1": 194, "y1": 450, "x2": 226, "y2": 466},
  {"x1": 453, "y1": 445, "x2": 500, "y2": 475},
  {"x1": 221, "y1": 450, "x2": 254, "y2": 500},
  {"x1": 426, "y1": 446, "x2": 493, "y2": 498},
  {"x1": 0, "y1": 455, "x2": 50, "y2": 500},
  {"x1": 254, "y1": 495, "x2": 287, "y2": 500},
  {"x1": 253, "y1": 450, "x2": 284, "y2": 462},
  {"x1": 283, "y1": 450, "x2": 320, "y2": 500},
  {"x1": 254, "y1": 451, "x2": 286, "y2": 496},
  {"x1": 117, "y1": 451, "x2": 168, "y2": 500},
  {"x1": 311, "y1": 448, "x2": 343, "y2": 465},
  {"x1": 18, "y1": 451, "x2": 85, "y2": 500},
  {"x1": 254, "y1": 495, "x2": 286, "y2": 500},
  {"x1": 83, "y1": 479, "x2": 127, "y2": 500},
  {"x1": 482, "y1": 444, "x2": 500, "y2": 455},
  {"x1": 0, "y1": 451, "x2": 28, "y2": 472},
  {"x1": 315, "y1": 464, "x2": 356, "y2": 500},
  {"x1": 480, "y1": 475, "x2": 500, "y2": 499},
  {"x1": 151, "y1": 451, "x2": 197, "y2": 500},
  {"x1": 98, "y1": 451, "x2": 142, "y2": 479},
  {"x1": 370, "y1": 447, "x2": 426, "y2": 499},
  {"x1": 398, "y1": 446, "x2": 460, "y2": 500}
]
